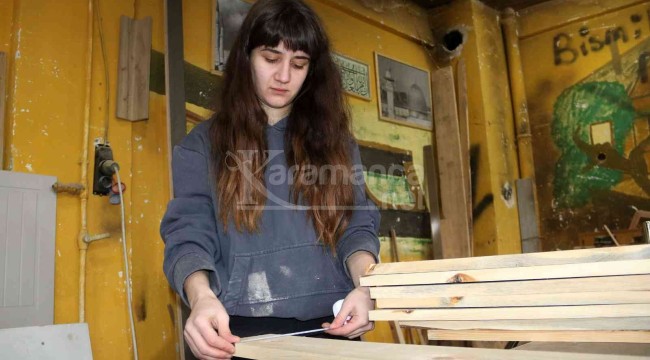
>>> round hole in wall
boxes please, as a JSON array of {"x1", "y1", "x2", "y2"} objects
[
  {"x1": 598, "y1": 152, "x2": 607, "y2": 161},
  {"x1": 442, "y1": 29, "x2": 464, "y2": 52}
]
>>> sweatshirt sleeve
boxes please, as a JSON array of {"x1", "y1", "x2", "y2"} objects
[
  {"x1": 336, "y1": 141, "x2": 381, "y2": 278},
  {"x1": 161, "y1": 133, "x2": 222, "y2": 306}
]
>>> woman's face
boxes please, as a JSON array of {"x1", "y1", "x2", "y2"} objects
[{"x1": 250, "y1": 42, "x2": 310, "y2": 114}]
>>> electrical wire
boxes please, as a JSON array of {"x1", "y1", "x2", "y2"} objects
[
  {"x1": 114, "y1": 167, "x2": 139, "y2": 360},
  {"x1": 93, "y1": 0, "x2": 110, "y2": 142}
]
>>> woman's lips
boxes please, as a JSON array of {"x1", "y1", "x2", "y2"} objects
[{"x1": 270, "y1": 87, "x2": 289, "y2": 94}]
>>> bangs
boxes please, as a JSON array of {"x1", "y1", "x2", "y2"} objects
[{"x1": 247, "y1": 6, "x2": 321, "y2": 57}]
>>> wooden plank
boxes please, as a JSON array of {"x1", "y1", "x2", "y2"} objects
[
  {"x1": 400, "y1": 317, "x2": 650, "y2": 331},
  {"x1": 361, "y1": 259, "x2": 650, "y2": 286},
  {"x1": 0, "y1": 52, "x2": 5, "y2": 167},
  {"x1": 116, "y1": 16, "x2": 152, "y2": 121},
  {"x1": 164, "y1": 1, "x2": 187, "y2": 359},
  {"x1": 364, "y1": 244, "x2": 650, "y2": 275},
  {"x1": 456, "y1": 59, "x2": 472, "y2": 255},
  {"x1": 370, "y1": 274, "x2": 650, "y2": 298},
  {"x1": 370, "y1": 275, "x2": 650, "y2": 298},
  {"x1": 427, "y1": 330, "x2": 650, "y2": 343},
  {"x1": 514, "y1": 342, "x2": 650, "y2": 357},
  {"x1": 422, "y1": 145, "x2": 442, "y2": 259},
  {"x1": 233, "y1": 335, "x2": 647, "y2": 360},
  {"x1": 376, "y1": 291, "x2": 650, "y2": 309},
  {"x1": 431, "y1": 66, "x2": 471, "y2": 259},
  {"x1": 369, "y1": 304, "x2": 650, "y2": 322}
]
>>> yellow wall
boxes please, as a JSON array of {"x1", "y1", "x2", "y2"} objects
[
  {"x1": 1, "y1": 0, "x2": 442, "y2": 356},
  {"x1": 518, "y1": 0, "x2": 650, "y2": 249},
  {"x1": 2, "y1": 0, "x2": 177, "y2": 359}
]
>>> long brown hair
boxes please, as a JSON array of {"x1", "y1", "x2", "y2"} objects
[{"x1": 210, "y1": 0, "x2": 354, "y2": 250}]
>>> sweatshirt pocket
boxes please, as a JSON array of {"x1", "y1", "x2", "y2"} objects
[{"x1": 221, "y1": 243, "x2": 352, "y2": 315}]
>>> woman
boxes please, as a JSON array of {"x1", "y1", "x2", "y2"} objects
[{"x1": 161, "y1": 0, "x2": 380, "y2": 358}]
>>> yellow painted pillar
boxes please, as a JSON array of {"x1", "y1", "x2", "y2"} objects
[{"x1": 430, "y1": 0, "x2": 522, "y2": 256}]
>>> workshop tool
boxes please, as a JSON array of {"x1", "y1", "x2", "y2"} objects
[{"x1": 240, "y1": 299, "x2": 350, "y2": 343}]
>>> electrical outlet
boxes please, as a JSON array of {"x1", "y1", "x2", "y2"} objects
[{"x1": 93, "y1": 143, "x2": 114, "y2": 196}]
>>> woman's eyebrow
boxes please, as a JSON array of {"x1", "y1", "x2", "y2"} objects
[{"x1": 260, "y1": 47, "x2": 310, "y2": 60}]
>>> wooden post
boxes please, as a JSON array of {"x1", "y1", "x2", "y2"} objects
[
  {"x1": 431, "y1": 66, "x2": 471, "y2": 259},
  {"x1": 0, "y1": 52, "x2": 6, "y2": 167}
]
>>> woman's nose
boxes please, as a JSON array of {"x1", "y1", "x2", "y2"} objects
[{"x1": 275, "y1": 61, "x2": 291, "y2": 83}]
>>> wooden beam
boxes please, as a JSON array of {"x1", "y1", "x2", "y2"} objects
[
  {"x1": 431, "y1": 66, "x2": 471, "y2": 259},
  {"x1": 369, "y1": 304, "x2": 650, "y2": 322},
  {"x1": 376, "y1": 291, "x2": 650, "y2": 309},
  {"x1": 233, "y1": 335, "x2": 647, "y2": 359},
  {"x1": 370, "y1": 275, "x2": 650, "y2": 298},
  {"x1": 427, "y1": 329, "x2": 650, "y2": 343},
  {"x1": 361, "y1": 259, "x2": 650, "y2": 286},
  {"x1": 456, "y1": 59, "x2": 472, "y2": 252},
  {"x1": 423, "y1": 145, "x2": 442, "y2": 259},
  {"x1": 164, "y1": 1, "x2": 187, "y2": 359},
  {"x1": 400, "y1": 317, "x2": 650, "y2": 331},
  {"x1": 364, "y1": 244, "x2": 650, "y2": 275},
  {"x1": 116, "y1": 16, "x2": 152, "y2": 121},
  {"x1": 0, "y1": 52, "x2": 5, "y2": 167}
]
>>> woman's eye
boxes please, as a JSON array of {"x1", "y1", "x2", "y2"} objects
[
  {"x1": 264, "y1": 57, "x2": 279, "y2": 63},
  {"x1": 292, "y1": 63, "x2": 308, "y2": 70}
]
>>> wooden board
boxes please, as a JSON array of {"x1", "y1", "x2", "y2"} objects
[
  {"x1": 116, "y1": 16, "x2": 152, "y2": 121},
  {"x1": 369, "y1": 304, "x2": 650, "y2": 322},
  {"x1": 361, "y1": 259, "x2": 650, "y2": 286},
  {"x1": 0, "y1": 52, "x2": 5, "y2": 167},
  {"x1": 400, "y1": 317, "x2": 650, "y2": 331},
  {"x1": 431, "y1": 66, "x2": 471, "y2": 259},
  {"x1": 514, "y1": 342, "x2": 650, "y2": 357},
  {"x1": 427, "y1": 329, "x2": 650, "y2": 343},
  {"x1": 423, "y1": 145, "x2": 442, "y2": 259},
  {"x1": 376, "y1": 291, "x2": 650, "y2": 309},
  {"x1": 370, "y1": 274, "x2": 650, "y2": 299},
  {"x1": 456, "y1": 58, "x2": 472, "y2": 255},
  {"x1": 370, "y1": 275, "x2": 650, "y2": 298},
  {"x1": 233, "y1": 335, "x2": 648, "y2": 359},
  {"x1": 364, "y1": 244, "x2": 650, "y2": 275}
]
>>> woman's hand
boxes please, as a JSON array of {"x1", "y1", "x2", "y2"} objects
[
  {"x1": 184, "y1": 271, "x2": 240, "y2": 360},
  {"x1": 322, "y1": 286, "x2": 374, "y2": 339}
]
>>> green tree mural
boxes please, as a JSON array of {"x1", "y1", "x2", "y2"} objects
[{"x1": 552, "y1": 81, "x2": 637, "y2": 208}]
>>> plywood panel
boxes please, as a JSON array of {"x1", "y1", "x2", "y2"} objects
[{"x1": 0, "y1": 323, "x2": 93, "y2": 359}]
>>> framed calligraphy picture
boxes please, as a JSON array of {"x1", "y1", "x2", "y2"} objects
[{"x1": 332, "y1": 53, "x2": 371, "y2": 101}]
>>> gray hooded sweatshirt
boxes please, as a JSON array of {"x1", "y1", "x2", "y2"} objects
[{"x1": 161, "y1": 117, "x2": 380, "y2": 320}]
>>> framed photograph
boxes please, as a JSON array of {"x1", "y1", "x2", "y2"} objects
[
  {"x1": 332, "y1": 53, "x2": 371, "y2": 100},
  {"x1": 212, "y1": 0, "x2": 253, "y2": 73},
  {"x1": 374, "y1": 52, "x2": 433, "y2": 130}
]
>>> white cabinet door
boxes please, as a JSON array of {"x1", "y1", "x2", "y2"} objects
[{"x1": 0, "y1": 170, "x2": 56, "y2": 328}]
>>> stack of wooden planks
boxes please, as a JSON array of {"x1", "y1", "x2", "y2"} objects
[{"x1": 360, "y1": 245, "x2": 650, "y2": 343}]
